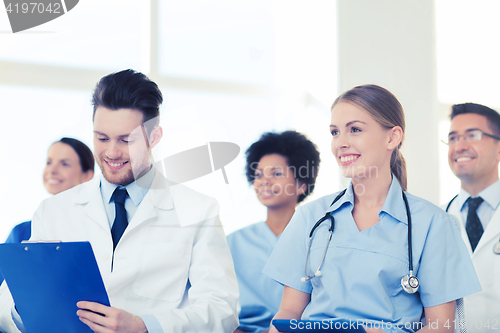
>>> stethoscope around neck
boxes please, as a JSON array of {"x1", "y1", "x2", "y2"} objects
[
  {"x1": 446, "y1": 194, "x2": 500, "y2": 254},
  {"x1": 301, "y1": 189, "x2": 420, "y2": 294}
]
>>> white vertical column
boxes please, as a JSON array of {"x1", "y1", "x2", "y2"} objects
[{"x1": 336, "y1": 0, "x2": 439, "y2": 203}]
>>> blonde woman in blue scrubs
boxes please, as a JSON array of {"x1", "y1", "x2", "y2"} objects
[{"x1": 264, "y1": 85, "x2": 481, "y2": 333}]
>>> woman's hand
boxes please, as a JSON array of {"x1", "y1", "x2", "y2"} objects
[{"x1": 269, "y1": 286, "x2": 311, "y2": 333}]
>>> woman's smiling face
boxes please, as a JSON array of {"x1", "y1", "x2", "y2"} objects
[
  {"x1": 330, "y1": 101, "x2": 395, "y2": 180},
  {"x1": 43, "y1": 142, "x2": 92, "y2": 194},
  {"x1": 253, "y1": 154, "x2": 305, "y2": 209}
]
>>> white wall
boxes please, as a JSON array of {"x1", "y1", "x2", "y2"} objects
[{"x1": 337, "y1": 0, "x2": 440, "y2": 202}]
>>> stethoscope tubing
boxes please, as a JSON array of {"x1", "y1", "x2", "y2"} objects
[
  {"x1": 402, "y1": 191, "x2": 413, "y2": 273},
  {"x1": 302, "y1": 189, "x2": 418, "y2": 294},
  {"x1": 302, "y1": 189, "x2": 345, "y2": 282}
]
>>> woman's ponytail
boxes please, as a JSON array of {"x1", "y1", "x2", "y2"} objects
[{"x1": 390, "y1": 148, "x2": 407, "y2": 191}]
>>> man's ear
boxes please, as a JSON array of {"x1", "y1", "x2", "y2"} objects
[
  {"x1": 387, "y1": 126, "x2": 403, "y2": 150},
  {"x1": 148, "y1": 126, "x2": 163, "y2": 149},
  {"x1": 495, "y1": 140, "x2": 500, "y2": 165}
]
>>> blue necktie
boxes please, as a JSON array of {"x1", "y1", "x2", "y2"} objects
[
  {"x1": 466, "y1": 197, "x2": 484, "y2": 252},
  {"x1": 111, "y1": 188, "x2": 128, "y2": 250}
]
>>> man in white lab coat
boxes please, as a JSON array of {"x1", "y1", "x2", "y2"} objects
[
  {"x1": 0, "y1": 69, "x2": 239, "y2": 333},
  {"x1": 444, "y1": 103, "x2": 500, "y2": 332}
]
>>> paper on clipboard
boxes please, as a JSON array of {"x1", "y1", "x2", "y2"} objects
[{"x1": 0, "y1": 241, "x2": 109, "y2": 333}]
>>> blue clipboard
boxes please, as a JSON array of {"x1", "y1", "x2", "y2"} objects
[
  {"x1": 0, "y1": 241, "x2": 109, "y2": 333},
  {"x1": 273, "y1": 319, "x2": 367, "y2": 333}
]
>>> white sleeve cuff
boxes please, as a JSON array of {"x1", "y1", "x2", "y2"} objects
[{"x1": 140, "y1": 314, "x2": 163, "y2": 333}]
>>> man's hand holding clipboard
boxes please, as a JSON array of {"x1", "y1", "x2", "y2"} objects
[{"x1": 0, "y1": 241, "x2": 110, "y2": 333}]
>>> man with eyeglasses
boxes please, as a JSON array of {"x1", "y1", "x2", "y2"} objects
[{"x1": 443, "y1": 102, "x2": 500, "y2": 332}]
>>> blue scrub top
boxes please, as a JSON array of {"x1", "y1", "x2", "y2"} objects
[
  {"x1": 227, "y1": 222, "x2": 283, "y2": 333},
  {"x1": 0, "y1": 221, "x2": 32, "y2": 283},
  {"x1": 263, "y1": 177, "x2": 481, "y2": 332},
  {"x1": 5, "y1": 221, "x2": 31, "y2": 244}
]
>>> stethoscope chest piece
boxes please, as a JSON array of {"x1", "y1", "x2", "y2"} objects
[
  {"x1": 401, "y1": 273, "x2": 419, "y2": 294},
  {"x1": 493, "y1": 242, "x2": 500, "y2": 255}
]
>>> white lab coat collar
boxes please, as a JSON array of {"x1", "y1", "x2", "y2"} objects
[
  {"x1": 448, "y1": 185, "x2": 500, "y2": 256},
  {"x1": 71, "y1": 170, "x2": 175, "y2": 233}
]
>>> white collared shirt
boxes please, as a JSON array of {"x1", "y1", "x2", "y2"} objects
[
  {"x1": 99, "y1": 167, "x2": 155, "y2": 228},
  {"x1": 456, "y1": 179, "x2": 500, "y2": 230}
]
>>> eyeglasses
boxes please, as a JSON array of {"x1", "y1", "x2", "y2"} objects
[{"x1": 442, "y1": 129, "x2": 500, "y2": 146}]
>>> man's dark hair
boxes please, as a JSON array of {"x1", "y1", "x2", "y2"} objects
[
  {"x1": 92, "y1": 69, "x2": 163, "y2": 136},
  {"x1": 451, "y1": 103, "x2": 500, "y2": 136},
  {"x1": 245, "y1": 130, "x2": 320, "y2": 203}
]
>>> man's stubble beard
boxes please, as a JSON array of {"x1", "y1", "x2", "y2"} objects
[{"x1": 98, "y1": 161, "x2": 136, "y2": 186}]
